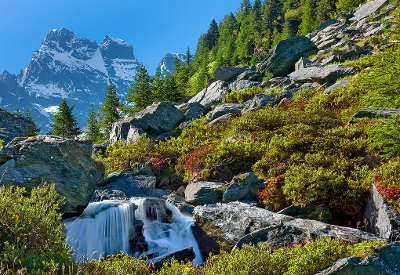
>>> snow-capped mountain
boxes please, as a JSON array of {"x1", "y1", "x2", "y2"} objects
[
  {"x1": 155, "y1": 53, "x2": 191, "y2": 77},
  {"x1": 0, "y1": 28, "x2": 141, "y2": 132}
]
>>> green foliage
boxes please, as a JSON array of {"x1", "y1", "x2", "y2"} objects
[
  {"x1": 87, "y1": 105, "x2": 103, "y2": 143},
  {"x1": 99, "y1": 81, "x2": 121, "y2": 135},
  {"x1": 51, "y1": 99, "x2": 80, "y2": 138},
  {"x1": 368, "y1": 114, "x2": 400, "y2": 159},
  {"x1": 0, "y1": 139, "x2": 3, "y2": 148},
  {"x1": 79, "y1": 254, "x2": 149, "y2": 275},
  {"x1": 0, "y1": 184, "x2": 72, "y2": 273},
  {"x1": 24, "y1": 109, "x2": 40, "y2": 136},
  {"x1": 298, "y1": 0, "x2": 316, "y2": 35},
  {"x1": 127, "y1": 65, "x2": 153, "y2": 113},
  {"x1": 223, "y1": 86, "x2": 265, "y2": 104},
  {"x1": 100, "y1": 135, "x2": 153, "y2": 175},
  {"x1": 336, "y1": 0, "x2": 362, "y2": 13}
]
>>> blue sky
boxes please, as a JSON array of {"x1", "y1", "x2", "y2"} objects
[{"x1": 0, "y1": 0, "x2": 243, "y2": 75}]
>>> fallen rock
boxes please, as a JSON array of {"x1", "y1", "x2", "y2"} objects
[
  {"x1": 364, "y1": 184, "x2": 400, "y2": 241},
  {"x1": 188, "y1": 80, "x2": 229, "y2": 109},
  {"x1": 208, "y1": 113, "x2": 236, "y2": 126},
  {"x1": 213, "y1": 66, "x2": 247, "y2": 82},
  {"x1": 350, "y1": 0, "x2": 388, "y2": 22},
  {"x1": 185, "y1": 182, "x2": 224, "y2": 205},
  {"x1": 242, "y1": 94, "x2": 275, "y2": 113},
  {"x1": 0, "y1": 109, "x2": 35, "y2": 144},
  {"x1": 176, "y1": 102, "x2": 206, "y2": 122},
  {"x1": 228, "y1": 80, "x2": 262, "y2": 92},
  {"x1": 110, "y1": 102, "x2": 184, "y2": 143},
  {"x1": 288, "y1": 64, "x2": 358, "y2": 84},
  {"x1": 207, "y1": 104, "x2": 243, "y2": 121},
  {"x1": 325, "y1": 79, "x2": 350, "y2": 94},
  {"x1": 223, "y1": 172, "x2": 262, "y2": 202},
  {"x1": 350, "y1": 107, "x2": 400, "y2": 122},
  {"x1": 0, "y1": 135, "x2": 99, "y2": 217},
  {"x1": 257, "y1": 36, "x2": 318, "y2": 77},
  {"x1": 316, "y1": 242, "x2": 400, "y2": 275},
  {"x1": 194, "y1": 202, "x2": 382, "y2": 249}
]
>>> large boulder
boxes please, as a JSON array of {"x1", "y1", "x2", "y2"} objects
[
  {"x1": 188, "y1": 80, "x2": 229, "y2": 109},
  {"x1": 194, "y1": 202, "x2": 382, "y2": 250},
  {"x1": 316, "y1": 242, "x2": 400, "y2": 275},
  {"x1": 93, "y1": 170, "x2": 167, "y2": 202},
  {"x1": 256, "y1": 36, "x2": 318, "y2": 77},
  {"x1": 176, "y1": 102, "x2": 206, "y2": 122},
  {"x1": 185, "y1": 182, "x2": 224, "y2": 205},
  {"x1": 0, "y1": 109, "x2": 35, "y2": 144},
  {"x1": 350, "y1": 0, "x2": 389, "y2": 21},
  {"x1": 207, "y1": 104, "x2": 243, "y2": 121},
  {"x1": 110, "y1": 102, "x2": 184, "y2": 143},
  {"x1": 229, "y1": 80, "x2": 262, "y2": 92},
  {"x1": 242, "y1": 94, "x2": 276, "y2": 113},
  {"x1": 288, "y1": 64, "x2": 358, "y2": 84},
  {"x1": 223, "y1": 172, "x2": 262, "y2": 202},
  {"x1": 213, "y1": 66, "x2": 247, "y2": 82},
  {"x1": 0, "y1": 135, "x2": 99, "y2": 217},
  {"x1": 364, "y1": 184, "x2": 400, "y2": 241}
]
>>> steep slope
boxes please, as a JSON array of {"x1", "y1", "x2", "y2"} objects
[{"x1": 0, "y1": 28, "x2": 141, "y2": 132}]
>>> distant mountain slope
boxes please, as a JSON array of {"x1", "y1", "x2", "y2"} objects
[
  {"x1": 156, "y1": 53, "x2": 191, "y2": 77},
  {"x1": 0, "y1": 28, "x2": 141, "y2": 132}
]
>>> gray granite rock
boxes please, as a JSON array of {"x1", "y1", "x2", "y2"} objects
[
  {"x1": 351, "y1": 0, "x2": 388, "y2": 21},
  {"x1": 289, "y1": 65, "x2": 358, "y2": 84},
  {"x1": 208, "y1": 113, "x2": 236, "y2": 126},
  {"x1": 350, "y1": 107, "x2": 400, "y2": 122},
  {"x1": 229, "y1": 80, "x2": 262, "y2": 92},
  {"x1": 325, "y1": 79, "x2": 350, "y2": 94},
  {"x1": 185, "y1": 182, "x2": 224, "y2": 205},
  {"x1": 188, "y1": 80, "x2": 229, "y2": 108},
  {"x1": 207, "y1": 104, "x2": 243, "y2": 121},
  {"x1": 0, "y1": 135, "x2": 99, "y2": 217},
  {"x1": 223, "y1": 172, "x2": 262, "y2": 202},
  {"x1": 176, "y1": 102, "x2": 206, "y2": 122},
  {"x1": 257, "y1": 36, "x2": 318, "y2": 77},
  {"x1": 213, "y1": 66, "x2": 247, "y2": 82},
  {"x1": 242, "y1": 94, "x2": 275, "y2": 113},
  {"x1": 0, "y1": 109, "x2": 35, "y2": 144}
]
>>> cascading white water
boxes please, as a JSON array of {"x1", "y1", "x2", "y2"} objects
[{"x1": 64, "y1": 198, "x2": 203, "y2": 265}]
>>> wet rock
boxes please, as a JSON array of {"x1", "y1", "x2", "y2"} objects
[
  {"x1": 194, "y1": 202, "x2": 383, "y2": 249},
  {"x1": 257, "y1": 36, "x2": 318, "y2": 77},
  {"x1": 289, "y1": 64, "x2": 358, "y2": 84},
  {"x1": 0, "y1": 135, "x2": 99, "y2": 217},
  {"x1": 213, "y1": 66, "x2": 247, "y2": 82},
  {"x1": 185, "y1": 182, "x2": 224, "y2": 205},
  {"x1": 316, "y1": 242, "x2": 400, "y2": 275},
  {"x1": 350, "y1": 0, "x2": 388, "y2": 22},
  {"x1": 325, "y1": 79, "x2": 350, "y2": 94},
  {"x1": 207, "y1": 104, "x2": 243, "y2": 121},
  {"x1": 110, "y1": 102, "x2": 184, "y2": 143},
  {"x1": 188, "y1": 80, "x2": 229, "y2": 108},
  {"x1": 229, "y1": 80, "x2": 262, "y2": 92},
  {"x1": 223, "y1": 172, "x2": 262, "y2": 202},
  {"x1": 191, "y1": 225, "x2": 221, "y2": 260},
  {"x1": 0, "y1": 108, "x2": 35, "y2": 144},
  {"x1": 364, "y1": 185, "x2": 400, "y2": 241},
  {"x1": 151, "y1": 247, "x2": 196, "y2": 269},
  {"x1": 242, "y1": 94, "x2": 275, "y2": 113}
]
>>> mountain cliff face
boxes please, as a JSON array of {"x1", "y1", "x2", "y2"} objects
[
  {"x1": 156, "y1": 53, "x2": 190, "y2": 77},
  {"x1": 0, "y1": 28, "x2": 141, "y2": 132}
]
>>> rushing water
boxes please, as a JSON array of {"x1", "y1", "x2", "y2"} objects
[{"x1": 64, "y1": 198, "x2": 203, "y2": 265}]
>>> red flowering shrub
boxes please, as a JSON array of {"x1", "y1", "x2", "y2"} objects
[
  {"x1": 373, "y1": 175, "x2": 400, "y2": 211},
  {"x1": 182, "y1": 146, "x2": 215, "y2": 181},
  {"x1": 257, "y1": 175, "x2": 288, "y2": 211}
]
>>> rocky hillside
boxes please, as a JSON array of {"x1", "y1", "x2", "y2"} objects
[{"x1": 0, "y1": 28, "x2": 141, "y2": 132}]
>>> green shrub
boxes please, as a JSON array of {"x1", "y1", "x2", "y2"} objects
[
  {"x1": 100, "y1": 135, "x2": 153, "y2": 175},
  {"x1": 79, "y1": 254, "x2": 149, "y2": 275},
  {"x1": 223, "y1": 86, "x2": 266, "y2": 104},
  {"x1": 368, "y1": 114, "x2": 400, "y2": 159},
  {"x1": 0, "y1": 139, "x2": 3, "y2": 148},
  {"x1": 0, "y1": 184, "x2": 72, "y2": 273}
]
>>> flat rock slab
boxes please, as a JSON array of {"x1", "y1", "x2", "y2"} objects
[
  {"x1": 185, "y1": 182, "x2": 224, "y2": 205},
  {"x1": 188, "y1": 80, "x2": 229, "y2": 109},
  {"x1": 351, "y1": 0, "x2": 388, "y2": 21},
  {"x1": 289, "y1": 65, "x2": 358, "y2": 84},
  {"x1": 207, "y1": 104, "x2": 243, "y2": 121}
]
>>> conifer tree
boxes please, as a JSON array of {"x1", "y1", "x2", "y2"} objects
[
  {"x1": 51, "y1": 99, "x2": 80, "y2": 138},
  {"x1": 298, "y1": 0, "x2": 316, "y2": 35},
  {"x1": 203, "y1": 19, "x2": 219, "y2": 50},
  {"x1": 185, "y1": 47, "x2": 191, "y2": 67},
  {"x1": 99, "y1": 80, "x2": 121, "y2": 134},
  {"x1": 127, "y1": 65, "x2": 153, "y2": 113},
  {"x1": 239, "y1": 0, "x2": 252, "y2": 16},
  {"x1": 24, "y1": 108, "x2": 40, "y2": 136},
  {"x1": 87, "y1": 105, "x2": 102, "y2": 142}
]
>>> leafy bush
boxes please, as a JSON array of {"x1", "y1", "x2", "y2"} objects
[
  {"x1": 79, "y1": 254, "x2": 149, "y2": 275},
  {"x1": 0, "y1": 184, "x2": 72, "y2": 273},
  {"x1": 372, "y1": 159, "x2": 400, "y2": 211},
  {"x1": 368, "y1": 114, "x2": 400, "y2": 159},
  {"x1": 223, "y1": 86, "x2": 266, "y2": 104},
  {"x1": 257, "y1": 175, "x2": 288, "y2": 211},
  {"x1": 0, "y1": 139, "x2": 3, "y2": 148}
]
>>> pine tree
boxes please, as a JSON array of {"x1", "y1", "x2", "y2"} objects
[
  {"x1": 203, "y1": 19, "x2": 219, "y2": 50},
  {"x1": 99, "y1": 80, "x2": 121, "y2": 134},
  {"x1": 24, "y1": 109, "x2": 40, "y2": 136},
  {"x1": 239, "y1": 0, "x2": 252, "y2": 16},
  {"x1": 298, "y1": 0, "x2": 316, "y2": 35},
  {"x1": 51, "y1": 99, "x2": 80, "y2": 138},
  {"x1": 185, "y1": 47, "x2": 191, "y2": 67},
  {"x1": 87, "y1": 105, "x2": 102, "y2": 142},
  {"x1": 126, "y1": 65, "x2": 153, "y2": 113}
]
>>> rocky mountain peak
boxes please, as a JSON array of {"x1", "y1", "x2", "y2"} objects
[{"x1": 100, "y1": 35, "x2": 135, "y2": 60}]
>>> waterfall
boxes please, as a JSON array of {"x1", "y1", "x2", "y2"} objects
[{"x1": 64, "y1": 198, "x2": 203, "y2": 265}]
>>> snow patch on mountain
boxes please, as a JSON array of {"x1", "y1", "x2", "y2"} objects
[{"x1": 156, "y1": 53, "x2": 191, "y2": 77}]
